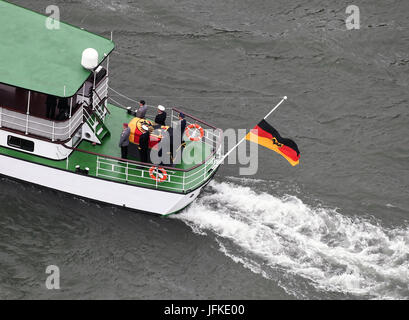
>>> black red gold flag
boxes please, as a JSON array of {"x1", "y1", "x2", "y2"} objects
[{"x1": 245, "y1": 119, "x2": 300, "y2": 166}]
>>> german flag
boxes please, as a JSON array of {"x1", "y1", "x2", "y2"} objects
[{"x1": 245, "y1": 119, "x2": 300, "y2": 166}]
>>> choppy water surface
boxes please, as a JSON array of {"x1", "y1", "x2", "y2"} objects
[{"x1": 1, "y1": 0, "x2": 408, "y2": 299}]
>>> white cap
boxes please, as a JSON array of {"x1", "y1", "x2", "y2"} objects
[
  {"x1": 141, "y1": 124, "x2": 149, "y2": 131},
  {"x1": 158, "y1": 105, "x2": 165, "y2": 111}
]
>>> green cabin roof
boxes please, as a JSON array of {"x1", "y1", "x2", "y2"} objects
[{"x1": 0, "y1": 0, "x2": 115, "y2": 97}]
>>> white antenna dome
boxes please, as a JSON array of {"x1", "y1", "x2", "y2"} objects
[{"x1": 81, "y1": 48, "x2": 99, "y2": 70}]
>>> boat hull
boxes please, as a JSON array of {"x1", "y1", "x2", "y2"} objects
[{"x1": 0, "y1": 154, "x2": 209, "y2": 215}]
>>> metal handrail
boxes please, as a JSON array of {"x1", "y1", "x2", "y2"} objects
[
  {"x1": 172, "y1": 107, "x2": 219, "y2": 130},
  {"x1": 95, "y1": 150, "x2": 219, "y2": 192},
  {"x1": 170, "y1": 111, "x2": 221, "y2": 150},
  {"x1": 92, "y1": 77, "x2": 109, "y2": 110},
  {"x1": 0, "y1": 106, "x2": 82, "y2": 130},
  {"x1": 64, "y1": 106, "x2": 224, "y2": 173},
  {"x1": 67, "y1": 103, "x2": 222, "y2": 191},
  {"x1": 0, "y1": 106, "x2": 84, "y2": 140},
  {"x1": 83, "y1": 107, "x2": 97, "y2": 132},
  {"x1": 96, "y1": 156, "x2": 184, "y2": 191},
  {"x1": 0, "y1": 102, "x2": 82, "y2": 123}
]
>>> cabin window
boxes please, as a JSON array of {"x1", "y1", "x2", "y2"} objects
[
  {"x1": 0, "y1": 83, "x2": 80, "y2": 121},
  {"x1": 7, "y1": 136, "x2": 35, "y2": 152}
]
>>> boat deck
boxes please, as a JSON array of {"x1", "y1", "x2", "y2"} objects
[
  {"x1": 67, "y1": 104, "x2": 215, "y2": 193},
  {"x1": 72, "y1": 104, "x2": 212, "y2": 170},
  {"x1": 0, "y1": 104, "x2": 218, "y2": 194}
]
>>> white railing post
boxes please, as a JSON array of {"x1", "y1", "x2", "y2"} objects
[
  {"x1": 25, "y1": 113, "x2": 29, "y2": 135},
  {"x1": 182, "y1": 171, "x2": 185, "y2": 192},
  {"x1": 69, "y1": 97, "x2": 73, "y2": 119},
  {"x1": 0, "y1": 104, "x2": 85, "y2": 142},
  {"x1": 82, "y1": 105, "x2": 86, "y2": 124},
  {"x1": 92, "y1": 72, "x2": 98, "y2": 113},
  {"x1": 126, "y1": 161, "x2": 129, "y2": 182},
  {"x1": 107, "y1": 31, "x2": 112, "y2": 76},
  {"x1": 81, "y1": 106, "x2": 84, "y2": 125},
  {"x1": 68, "y1": 116, "x2": 72, "y2": 137},
  {"x1": 93, "y1": 72, "x2": 96, "y2": 93},
  {"x1": 96, "y1": 157, "x2": 99, "y2": 177},
  {"x1": 25, "y1": 91, "x2": 31, "y2": 135}
]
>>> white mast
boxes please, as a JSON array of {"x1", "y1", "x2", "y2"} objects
[{"x1": 217, "y1": 96, "x2": 288, "y2": 165}]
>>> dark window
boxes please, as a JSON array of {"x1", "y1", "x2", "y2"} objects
[{"x1": 7, "y1": 136, "x2": 35, "y2": 152}]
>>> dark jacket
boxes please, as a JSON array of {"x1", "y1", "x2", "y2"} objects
[
  {"x1": 155, "y1": 112, "x2": 167, "y2": 126},
  {"x1": 180, "y1": 119, "x2": 186, "y2": 139},
  {"x1": 139, "y1": 131, "x2": 150, "y2": 151}
]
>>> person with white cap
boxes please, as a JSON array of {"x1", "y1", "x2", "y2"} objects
[
  {"x1": 138, "y1": 124, "x2": 151, "y2": 163},
  {"x1": 155, "y1": 105, "x2": 167, "y2": 126}
]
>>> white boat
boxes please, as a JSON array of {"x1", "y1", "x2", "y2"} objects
[{"x1": 0, "y1": 1, "x2": 223, "y2": 215}]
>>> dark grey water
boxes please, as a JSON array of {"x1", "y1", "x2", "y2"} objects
[{"x1": 1, "y1": 0, "x2": 408, "y2": 299}]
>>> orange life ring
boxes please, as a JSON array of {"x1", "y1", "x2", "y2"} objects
[
  {"x1": 185, "y1": 124, "x2": 204, "y2": 141},
  {"x1": 149, "y1": 166, "x2": 168, "y2": 182}
]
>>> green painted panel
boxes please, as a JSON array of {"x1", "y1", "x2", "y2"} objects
[{"x1": 0, "y1": 0, "x2": 114, "y2": 97}]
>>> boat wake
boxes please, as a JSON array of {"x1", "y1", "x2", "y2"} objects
[{"x1": 174, "y1": 180, "x2": 409, "y2": 300}]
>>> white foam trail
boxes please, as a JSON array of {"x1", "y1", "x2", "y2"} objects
[{"x1": 176, "y1": 181, "x2": 409, "y2": 299}]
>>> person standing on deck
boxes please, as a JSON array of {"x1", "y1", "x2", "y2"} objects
[
  {"x1": 154, "y1": 105, "x2": 167, "y2": 126},
  {"x1": 178, "y1": 113, "x2": 187, "y2": 145},
  {"x1": 171, "y1": 113, "x2": 187, "y2": 164},
  {"x1": 139, "y1": 124, "x2": 151, "y2": 163},
  {"x1": 118, "y1": 123, "x2": 130, "y2": 159},
  {"x1": 135, "y1": 100, "x2": 147, "y2": 119}
]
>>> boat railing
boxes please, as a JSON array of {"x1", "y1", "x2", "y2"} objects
[
  {"x1": 0, "y1": 105, "x2": 83, "y2": 141},
  {"x1": 68, "y1": 106, "x2": 223, "y2": 193},
  {"x1": 82, "y1": 107, "x2": 98, "y2": 133},
  {"x1": 94, "y1": 76, "x2": 109, "y2": 101},
  {"x1": 92, "y1": 77, "x2": 109, "y2": 120},
  {"x1": 170, "y1": 107, "x2": 223, "y2": 152},
  {"x1": 95, "y1": 148, "x2": 220, "y2": 193},
  {"x1": 76, "y1": 76, "x2": 109, "y2": 122},
  {"x1": 107, "y1": 90, "x2": 223, "y2": 151}
]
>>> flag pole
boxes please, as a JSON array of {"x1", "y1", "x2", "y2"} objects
[
  {"x1": 264, "y1": 96, "x2": 287, "y2": 120},
  {"x1": 216, "y1": 96, "x2": 288, "y2": 164}
]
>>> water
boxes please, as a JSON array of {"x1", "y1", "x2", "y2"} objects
[
  {"x1": 1, "y1": 0, "x2": 408, "y2": 299},
  {"x1": 177, "y1": 179, "x2": 409, "y2": 299}
]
